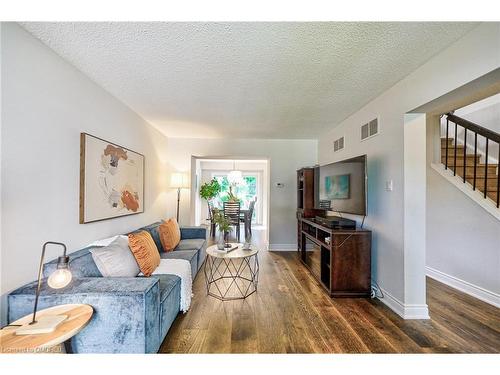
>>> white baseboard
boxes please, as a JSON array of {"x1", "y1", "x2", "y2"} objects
[
  {"x1": 426, "y1": 266, "x2": 500, "y2": 308},
  {"x1": 267, "y1": 243, "x2": 298, "y2": 251},
  {"x1": 378, "y1": 288, "x2": 430, "y2": 320}
]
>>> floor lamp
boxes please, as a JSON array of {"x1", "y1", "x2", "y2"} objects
[{"x1": 170, "y1": 172, "x2": 189, "y2": 222}]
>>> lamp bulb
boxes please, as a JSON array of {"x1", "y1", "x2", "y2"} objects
[{"x1": 47, "y1": 268, "x2": 72, "y2": 289}]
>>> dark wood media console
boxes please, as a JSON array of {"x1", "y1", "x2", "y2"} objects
[
  {"x1": 298, "y1": 218, "x2": 371, "y2": 297},
  {"x1": 296, "y1": 167, "x2": 371, "y2": 298}
]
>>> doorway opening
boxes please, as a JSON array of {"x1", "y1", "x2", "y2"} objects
[{"x1": 190, "y1": 157, "x2": 270, "y2": 248}]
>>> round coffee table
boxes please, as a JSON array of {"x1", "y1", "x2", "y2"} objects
[{"x1": 204, "y1": 243, "x2": 259, "y2": 301}]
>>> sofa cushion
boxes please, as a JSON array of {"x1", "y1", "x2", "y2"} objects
[
  {"x1": 159, "y1": 219, "x2": 181, "y2": 252},
  {"x1": 175, "y1": 239, "x2": 205, "y2": 251},
  {"x1": 90, "y1": 236, "x2": 140, "y2": 277},
  {"x1": 43, "y1": 247, "x2": 102, "y2": 278},
  {"x1": 148, "y1": 274, "x2": 181, "y2": 303},
  {"x1": 155, "y1": 276, "x2": 181, "y2": 341},
  {"x1": 133, "y1": 222, "x2": 163, "y2": 253},
  {"x1": 128, "y1": 231, "x2": 161, "y2": 277},
  {"x1": 160, "y1": 250, "x2": 198, "y2": 279}
]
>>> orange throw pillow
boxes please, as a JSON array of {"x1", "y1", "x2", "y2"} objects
[
  {"x1": 159, "y1": 218, "x2": 181, "y2": 252},
  {"x1": 128, "y1": 231, "x2": 160, "y2": 276}
]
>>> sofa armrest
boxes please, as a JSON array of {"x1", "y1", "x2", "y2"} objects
[
  {"x1": 180, "y1": 226, "x2": 206, "y2": 240},
  {"x1": 8, "y1": 277, "x2": 161, "y2": 353}
]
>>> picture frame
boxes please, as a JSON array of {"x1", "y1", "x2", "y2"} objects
[{"x1": 79, "y1": 133, "x2": 145, "y2": 224}]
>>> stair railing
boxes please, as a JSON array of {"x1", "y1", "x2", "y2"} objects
[{"x1": 444, "y1": 113, "x2": 500, "y2": 208}]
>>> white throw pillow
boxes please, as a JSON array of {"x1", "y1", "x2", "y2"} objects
[
  {"x1": 87, "y1": 235, "x2": 127, "y2": 248},
  {"x1": 90, "y1": 236, "x2": 140, "y2": 277}
]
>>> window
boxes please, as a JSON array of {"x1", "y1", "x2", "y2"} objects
[
  {"x1": 361, "y1": 117, "x2": 379, "y2": 140},
  {"x1": 212, "y1": 173, "x2": 259, "y2": 223}
]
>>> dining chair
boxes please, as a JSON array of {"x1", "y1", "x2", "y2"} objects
[
  {"x1": 223, "y1": 201, "x2": 241, "y2": 242},
  {"x1": 207, "y1": 201, "x2": 217, "y2": 237},
  {"x1": 241, "y1": 199, "x2": 256, "y2": 238}
]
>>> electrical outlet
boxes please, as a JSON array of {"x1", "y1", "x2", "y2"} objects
[{"x1": 386, "y1": 180, "x2": 393, "y2": 191}]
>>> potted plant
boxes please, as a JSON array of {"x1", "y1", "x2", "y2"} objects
[
  {"x1": 212, "y1": 209, "x2": 232, "y2": 250},
  {"x1": 199, "y1": 178, "x2": 221, "y2": 202}
]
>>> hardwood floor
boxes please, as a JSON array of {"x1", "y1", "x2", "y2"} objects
[{"x1": 160, "y1": 232, "x2": 500, "y2": 353}]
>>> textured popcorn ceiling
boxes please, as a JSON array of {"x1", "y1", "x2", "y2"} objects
[{"x1": 21, "y1": 22, "x2": 478, "y2": 139}]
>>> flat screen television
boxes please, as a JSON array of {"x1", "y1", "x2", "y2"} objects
[{"x1": 315, "y1": 155, "x2": 367, "y2": 216}]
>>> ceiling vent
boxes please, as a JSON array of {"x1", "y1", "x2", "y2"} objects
[
  {"x1": 333, "y1": 136, "x2": 345, "y2": 152},
  {"x1": 361, "y1": 118, "x2": 379, "y2": 140}
]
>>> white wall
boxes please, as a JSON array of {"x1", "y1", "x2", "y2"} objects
[
  {"x1": 318, "y1": 23, "x2": 500, "y2": 313},
  {"x1": 165, "y1": 138, "x2": 318, "y2": 248},
  {"x1": 0, "y1": 23, "x2": 169, "y2": 324},
  {"x1": 427, "y1": 94, "x2": 500, "y2": 305}
]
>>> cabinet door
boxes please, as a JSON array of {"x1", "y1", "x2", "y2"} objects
[{"x1": 331, "y1": 233, "x2": 371, "y2": 293}]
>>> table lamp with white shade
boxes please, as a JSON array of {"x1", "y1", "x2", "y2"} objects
[{"x1": 170, "y1": 172, "x2": 190, "y2": 222}]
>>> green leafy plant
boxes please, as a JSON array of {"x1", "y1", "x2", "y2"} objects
[
  {"x1": 212, "y1": 208, "x2": 232, "y2": 234},
  {"x1": 199, "y1": 178, "x2": 221, "y2": 201}
]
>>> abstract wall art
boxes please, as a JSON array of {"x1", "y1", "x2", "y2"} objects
[
  {"x1": 325, "y1": 173, "x2": 350, "y2": 200},
  {"x1": 80, "y1": 133, "x2": 144, "y2": 223}
]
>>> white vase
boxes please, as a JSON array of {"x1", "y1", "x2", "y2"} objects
[{"x1": 217, "y1": 232, "x2": 226, "y2": 250}]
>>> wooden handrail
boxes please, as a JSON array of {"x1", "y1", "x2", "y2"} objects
[
  {"x1": 446, "y1": 113, "x2": 500, "y2": 143},
  {"x1": 444, "y1": 112, "x2": 500, "y2": 208}
]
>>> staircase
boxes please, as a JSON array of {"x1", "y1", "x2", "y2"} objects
[{"x1": 441, "y1": 113, "x2": 500, "y2": 208}]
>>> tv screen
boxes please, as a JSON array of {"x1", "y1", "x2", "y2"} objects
[{"x1": 316, "y1": 155, "x2": 367, "y2": 215}]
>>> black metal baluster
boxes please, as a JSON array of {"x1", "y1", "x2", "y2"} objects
[
  {"x1": 445, "y1": 118, "x2": 449, "y2": 170},
  {"x1": 453, "y1": 122, "x2": 458, "y2": 176},
  {"x1": 473, "y1": 133, "x2": 478, "y2": 191},
  {"x1": 484, "y1": 139, "x2": 489, "y2": 199},
  {"x1": 463, "y1": 128, "x2": 467, "y2": 183}
]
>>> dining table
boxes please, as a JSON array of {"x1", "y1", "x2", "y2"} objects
[{"x1": 214, "y1": 206, "x2": 252, "y2": 240}]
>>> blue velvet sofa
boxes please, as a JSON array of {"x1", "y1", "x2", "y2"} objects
[{"x1": 7, "y1": 222, "x2": 206, "y2": 353}]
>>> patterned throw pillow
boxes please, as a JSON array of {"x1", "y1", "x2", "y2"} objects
[
  {"x1": 158, "y1": 218, "x2": 181, "y2": 252},
  {"x1": 128, "y1": 231, "x2": 161, "y2": 276}
]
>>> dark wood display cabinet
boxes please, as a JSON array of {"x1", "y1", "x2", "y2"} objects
[
  {"x1": 296, "y1": 167, "x2": 322, "y2": 252},
  {"x1": 296, "y1": 166, "x2": 372, "y2": 298}
]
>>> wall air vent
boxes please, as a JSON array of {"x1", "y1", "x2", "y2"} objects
[
  {"x1": 333, "y1": 136, "x2": 345, "y2": 152},
  {"x1": 361, "y1": 118, "x2": 379, "y2": 140}
]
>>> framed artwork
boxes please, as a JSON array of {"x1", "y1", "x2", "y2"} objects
[
  {"x1": 80, "y1": 133, "x2": 144, "y2": 224},
  {"x1": 325, "y1": 174, "x2": 350, "y2": 199}
]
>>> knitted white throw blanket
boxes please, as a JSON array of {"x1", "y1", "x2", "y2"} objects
[{"x1": 151, "y1": 259, "x2": 193, "y2": 313}]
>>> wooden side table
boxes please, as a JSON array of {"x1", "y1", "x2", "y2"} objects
[{"x1": 0, "y1": 304, "x2": 93, "y2": 353}]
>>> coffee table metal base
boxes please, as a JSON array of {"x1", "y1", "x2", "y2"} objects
[{"x1": 204, "y1": 252, "x2": 259, "y2": 301}]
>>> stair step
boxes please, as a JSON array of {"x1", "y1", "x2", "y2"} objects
[
  {"x1": 440, "y1": 148, "x2": 468, "y2": 158},
  {"x1": 445, "y1": 164, "x2": 498, "y2": 177},
  {"x1": 441, "y1": 152, "x2": 477, "y2": 160},
  {"x1": 487, "y1": 190, "x2": 499, "y2": 203},
  {"x1": 441, "y1": 155, "x2": 482, "y2": 166},
  {"x1": 440, "y1": 138, "x2": 454, "y2": 146},
  {"x1": 441, "y1": 145, "x2": 465, "y2": 151},
  {"x1": 465, "y1": 177, "x2": 499, "y2": 191}
]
